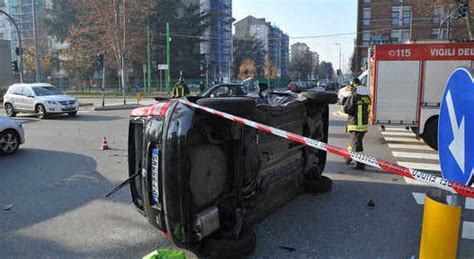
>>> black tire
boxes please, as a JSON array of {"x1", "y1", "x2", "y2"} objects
[
  {"x1": 0, "y1": 129, "x2": 20, "y2": 155},
  {"x1": 199, "y1": 226, "x2": 257, "y2": 257},
  {"x1": 421, "y1": 117, "x2": 438, "y2": 150},
  {"x1": 300, "y1": 91, "x2": 338, "y2": 104},
  {"x1": 4, "y1": 103, "x2": 16, "y2": 117},
  {"x1": 36, "y1": 104, "x2": 47, "y2": 119},
  {"x1": 196, "y1": 97, "x2": 256, "y2": 117},
  {"x1": 304, "y1": 175, "x2": 333, "y2": 193},
  {"x1": 68, "y1": 111, "x2": 78, "y2": 117}
]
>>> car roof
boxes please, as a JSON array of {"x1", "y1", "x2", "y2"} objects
[{"x1": 9, "y1": 83, "x2": 54, "y2": 88}]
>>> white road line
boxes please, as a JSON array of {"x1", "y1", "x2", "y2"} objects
[
  {"x1": 412, "y1": 192, "x2": 425, "y2": 205},
  {"x1": 405, "y1": 177, "x2": 431, "y2": 186},
  {"x1": 387, "y1": 144, "x2": 433, "y2": 151},
  {"x1": 397, "y1": 162, "x2": 441, "y2": 171},
  {"x1": 392, "y1": 151, "x2": 439, "y2": 160},
  {"x1": 383, "y1": 127, "x2": 411, "y2": 132},
  {"x1": 384, "y1": 137, "x2": 423, "y2": 143},
  {"x1": 462, "y1": 222, "x2": 474, "y2": 240},
  {"x1": 466, "y1": 198, "x2": 474, "y2": 210},
  {"x1": 381, "y1": 131, "x2": 416, "y2": 137}
]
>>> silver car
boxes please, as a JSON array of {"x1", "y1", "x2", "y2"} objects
[
  {"x1": 0, "y1": 116, "x2": 25, "y2": 155},
  {"x1": 3, "y1": 83, "x2": 79, "y2": 119}
]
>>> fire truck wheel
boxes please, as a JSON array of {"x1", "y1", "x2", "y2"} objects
[{"x1": 421, "y1": 117, "x2": 438, "y2": 150}]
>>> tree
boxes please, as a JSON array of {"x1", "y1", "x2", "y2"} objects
[
  {"x1": 148, "y1": 0, "x2": 209, "y2": 79},
  {"x1": 44, "y1": 0, "x2": 78, "y2": 42},
  {"x1": 290, "y1": 49, "x2": 313, "y2": 80},
  {"x1": 317, "y1": 61, "x2": 335, "y2": 80},
  {"x1": 233, "y1": 36, "x2": 265, "y2": 79}
]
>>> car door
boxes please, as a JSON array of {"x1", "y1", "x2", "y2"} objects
[
  {"x1": 10, "y1": 86, "x2": 25, "y2": 111},
  {"x1": 21, "y1": 87, "x2": 36, "y2": 112}
]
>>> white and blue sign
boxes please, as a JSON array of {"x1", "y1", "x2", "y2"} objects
[{"x1": 439, "y1": 67, "x2": 474, "y2": 185}]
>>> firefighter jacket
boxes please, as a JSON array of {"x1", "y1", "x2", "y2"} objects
[
  {"x1": 172, "y1": 83, "x2": 190, "y2": 98},
  {"x1": 343, "y1": 86, "x2": 371, "y2": 132}
]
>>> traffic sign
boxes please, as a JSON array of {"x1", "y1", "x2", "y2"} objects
[
  {"x1": 158, "y1": 64, "x2": 168, "y2": 70},
  {"x1": 439, "y1": 67, "x2": 474, "y2": 185}
]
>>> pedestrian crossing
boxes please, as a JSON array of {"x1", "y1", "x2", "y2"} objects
[
  {"x1": 412, "y1": 192, "x2": 474, "y2": 240},
  {"x1": 380, "y1": 126, "x2": 440, "y2": 186}
]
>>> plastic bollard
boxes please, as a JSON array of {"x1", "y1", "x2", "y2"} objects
[{"x1": 419, "y1": 190, "x2": 462, "y2": 259}]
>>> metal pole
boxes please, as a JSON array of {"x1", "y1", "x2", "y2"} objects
[
  {"x1": 32, "y1": 0, "x2": 41, "y2": 82},
  {"x1": 122, "y1": 0, "x2": 126, "y2": 105},
  {"x1": 147, "y1": 25, "x2": 152, "y2": 93},
  {"x1": 101, "y1": 54, "x2": 106, "y2": 107},
  {"x1": 166, "y1": 22, "x2": 171, "y2": 92},
  {"x1": 0, "y1": 10, "x2": 23, "y2": 83}
]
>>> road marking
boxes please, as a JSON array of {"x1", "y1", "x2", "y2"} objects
[
  {"x1": 392, "y1": 151, "x2": 439, "y2": 160},
  {"x1": 383, "y1": 127, "x2": 411, "y2": 132},
  {"x1": 412, "y1": 192, "x2": 425, "y2": 205},
  {"x1": 383, "y1": 137, "x2": 424, "y2": 143},
  {"x1": 462, "y1": 222, "x2": 474, "y2": 240},
  {"x1": 397, "y1": 162, "x2": 441, "y2": 171},
  {"x1": 381, "y1": 131, "x2": 416, "y2": 137},
  {"x1": 387, "y1": 144, "x2": 433, "y2": 151}
]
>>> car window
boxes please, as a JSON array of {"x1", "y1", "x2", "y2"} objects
[
  {"x1": 32, "y1": 86, "x2": 64, "y2": 96},
  {"x1": 22, "y1": 87, "x2": 33, "y2": 97},
  {"x1": 11, "y1": 86, "x2": 24, "y2": 96},
  {"x1": 360, "y1": 75, "x2": 368, "y2": 86}
]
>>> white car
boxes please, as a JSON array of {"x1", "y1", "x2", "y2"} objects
[
  {"x1": 337, "y1": 71, "x2": 369, "y2": 105},
  {"x1": 0, "y1": 116, "x2": 25, "y2": 155},
  {"x1": 3, "y1": 83, "x2": 79, "y2": 119}
]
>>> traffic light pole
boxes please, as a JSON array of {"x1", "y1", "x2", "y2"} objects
[
  {"x1": 101, "y1": 54, "x2": 106, "y2": 107},
  {"x1": 166, "y1": 22, "x2": 171, "y2": 92},
  {"x1": 147, "y1": 25, "x2": 152, "y2": 93},
  {"x1": 0, "y1": 10, "x2": 23, "y2": 83}
]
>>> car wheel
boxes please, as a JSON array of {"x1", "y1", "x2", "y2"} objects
[
  {"x1": 199, "y1": 225, "x2": 257, "y2": 257},
  {"x1": 0, "y1": 129, "x2": 20, "y2": 155},
  {"x1": 304, "y1": 175, "x2": 333, "y2": 193},
  {"x1": 36, "y1": 104, "x2": 47, "y2": 119},
  {"x1": 4, "y1": 103, "x2": 17, "y2": 117},
  {"x1": 68, "y1": 111, "x2": 78, "y2": 117}
]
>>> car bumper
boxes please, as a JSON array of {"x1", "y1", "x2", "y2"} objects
[
  {"x1": 45, "y1": 104, "x2": 79, "y2": 113},
  {"x1": 16, "y1": 125, "x2": 25, "y2": 144}
]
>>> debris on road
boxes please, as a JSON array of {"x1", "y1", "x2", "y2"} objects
[
  {"x1": 367, "y1": 199, "x2": 375, "y2": 208},
  {"x1": 3, "y1": 204, "x2": 13, "y2": 211},
  {"x1": 101, "y1": 137, "x2": 110, "y2": 150}
]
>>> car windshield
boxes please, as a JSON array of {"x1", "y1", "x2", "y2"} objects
[{"x1": 32, "y1": 86, "x2": 65, "y2": 96}]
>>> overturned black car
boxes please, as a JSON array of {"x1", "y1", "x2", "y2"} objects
[{"x1": 127, "y1": 84, "x2": 337, "y2": 257}]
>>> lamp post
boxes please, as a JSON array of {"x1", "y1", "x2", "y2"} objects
[
  {"x1": 32, "y1": 0, "x2": 41, "y2": 82},
  {"x1": 335, "y1": 43, "x2": 342, "y2": 80}
]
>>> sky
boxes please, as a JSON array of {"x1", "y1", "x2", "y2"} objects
[{"x1": 233, "y1": 0, "x2": 358, "y2": 73}]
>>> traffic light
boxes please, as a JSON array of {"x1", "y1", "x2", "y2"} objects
[
  {"x1": 96, "y1": 53, "x2": 104, "y2": 69},
  {"x1": 15, "y1": 47, "x2": 23, "y2": 56},
  {"x1": 459, "y1": 0, "x2": 469, "y2": 18},
  {"x1": 11, "y1": 60, "x2": 19, "y2": 73}
]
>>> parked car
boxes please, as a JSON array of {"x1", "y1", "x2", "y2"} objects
[
  {"x1": 337, "y1": 71, "x2": 368, "y2": 104},
  {"x1": 287, "y1": 81, "x2": 311, "y2": 92},
  {"x1": 0, "y1": 116, "x2": 25, "y2": 155},
  {"x1": 3, "y1": 83, "x2": 79, "y2": 119},
  {"x1": 121, "y1": 84, "x2": 337, "y2": 257}
]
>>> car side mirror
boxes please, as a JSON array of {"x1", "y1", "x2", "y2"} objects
[{"x1": 258, "y1": 83, "x2": 268, "y2": 93}]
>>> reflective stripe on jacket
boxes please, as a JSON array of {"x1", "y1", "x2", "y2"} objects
[{"x1": 343, "y1": 86, "x2": 371, "y2": 132}]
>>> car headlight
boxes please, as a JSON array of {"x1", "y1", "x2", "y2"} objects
[{"x1": 47, "y1": 101, "x2": 57, "y2": 105}]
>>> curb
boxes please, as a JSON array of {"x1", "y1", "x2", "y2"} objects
[
  {"x1": 79, "y1": 102, "x2": 94, "y2": 107},
  {"x1": 93, "y1": 104, "x2": 143, "y2": 111}
]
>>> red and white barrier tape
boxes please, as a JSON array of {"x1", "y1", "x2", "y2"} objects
[{"x1": 177, "y1": 98, "x2": 474, "y2": 198}]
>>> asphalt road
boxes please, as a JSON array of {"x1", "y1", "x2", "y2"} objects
[{"x1": 1, "y1": 104, "x2": 473, "y2": 258}]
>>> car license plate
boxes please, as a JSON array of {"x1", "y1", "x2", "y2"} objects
[{"x1": 151, "y1": 148, "x2": 160, "y2": 203}]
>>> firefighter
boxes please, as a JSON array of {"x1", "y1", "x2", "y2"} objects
[
  {"x1": 343, "y1": 78, "x2": 371, "y2": 170},
  {"x1": 172, "y1": 71, "x2": 190, "y2": 98}
]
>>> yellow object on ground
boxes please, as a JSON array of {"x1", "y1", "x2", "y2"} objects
[
  {"x1": 419, "y1": 190, "x2": 461, "y2": 259},
  {"x1": 143, "y1": 249, "x2": 185, "y2": 259}
]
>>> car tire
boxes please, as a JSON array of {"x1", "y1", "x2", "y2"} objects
[
  {"x1": 421, "y1": 116, "x2": 438, "y2": 150},
  {"x1": 68, "y1": 111, "x2": 78, "y2": 117},
  {"x1": 0, "y1": 129, "x2": 20, "y2": 155},
  {"x1": 300, "y1": 91, "x2": 338, "y2": 104},
  {"x1": 199, "y1": 225, "x2": 257, "y2": 257},
  {"x1": 196, "y1": 97, "x2": 256, "y2": 117},
  {"x1": 4, "y1": 103, "x2": 17, "y2": 117},
  {"x1": 304, "y1": 175, "x2": 333, "y2": 193},
  {"x1": 36, "y1": 104, "x2": 47, "y2": 119}
]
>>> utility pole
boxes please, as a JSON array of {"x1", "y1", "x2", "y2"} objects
[
  {"x1": 0, "y1": 10, "x2": 23, "y2": 83},
  {"x1": 147, "y1": 25, "x2": 152, "y2": 92},
  {"x1": 101, "y1": 54, "x2": 106, "y2": 107},
  {"x1": 335, "y1": 43, "x2": 342, "y2": 80},
  {"x1": 32, "y1": 0, "x2": 41, "y2": 82},
  {"x1": 166, "y1": 22, "x2": 171, "y2": 92},
  {"x1": 121, "y1": 0, "x2": 127, "y2": 105}
]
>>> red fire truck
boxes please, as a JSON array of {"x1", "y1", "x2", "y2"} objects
[{"x1": 368, "y1": 42, "x2": 474, "y2": 150}]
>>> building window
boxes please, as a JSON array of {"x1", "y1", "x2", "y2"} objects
[
  {"x1": 392, "y1": 11, "x2": 400, "y2": 25},
  {"x1": 402, "y1": 10, "x2": 411, "y2": 25},
  {"x1": 391, "y1": 29, "x2": 400, "y2": 43},
  {"x1": 361, "y1": 57, "x2": 368, "y2": 70},
  {"x1": 431, "y1": 28, "x2": 440, "y2": 39},
  {"x1": 432, "y1": 14, "x2": 440, "y2": 25},
  {"x1": 362, "y1": 31, "x2": 371, "y2": 47},
  {"x1": 363, "y1": 0, "x2": 371, "y2": 3},
  {"x1": 363, "y1": 8, "x2": 371, "y2": 26},
  {"x1": 401, "y1": 30, "x2": 410, "y2": 42},
  {"x1": 392, "y1": 0, "x2": 401, "y2": 4}
]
